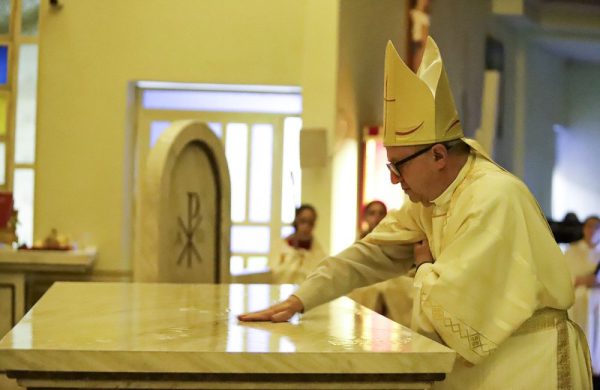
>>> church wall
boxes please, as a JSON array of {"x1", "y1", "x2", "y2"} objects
[
  {"x1": 487, "y1": 20, "x2": 519, "y2": 174},
  {"x1": 332, "y1": 0, "x2": 407, "y2": 253},
  {"x1": 429, "y1": 0, "x2": 489, "y2": 139},
  {"x1": 523, "y1": 42, "x2": 565, "y2": 214},
  {"x1": 296, "y1": 0, "x2": 339, "y2": 256},
  {"x1": 552, "y1": 61, "x2": 600, "y2": 220},
  {"x1": 35, "y1": 0, "x2": 336, "y2": 272},
  {"x1": 433, "y1": 5, "x2": 567, "y2": 216}
]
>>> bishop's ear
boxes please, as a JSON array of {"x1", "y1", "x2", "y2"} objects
[{"x1": 432, "y1": 144, "x2": 448, "y2": 162}]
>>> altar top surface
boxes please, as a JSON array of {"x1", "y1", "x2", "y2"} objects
[
  {"x1": 0, "y1": 247, "x2": 96, "y2": 273},
  {"x1": 0, "y1": 282, "x2": 455, "y2": 374}
]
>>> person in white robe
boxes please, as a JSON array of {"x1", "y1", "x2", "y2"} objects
[
  {"x1": 239, "y1": 36, "x2": 592, "y2": 389},
  {"x1": 564, "y1": 215, "x2": 600, "y2": 374},
  {"x1": 565, "y1": 216, "x2": 600, "y2": 287},
  {"x1": 270, "y1": 204, "x2": 326, "y2": 285}
]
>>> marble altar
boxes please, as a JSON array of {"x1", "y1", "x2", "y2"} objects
[
  {"x1": 0, "y1": 282, "x2": 456, "y2": 389},
  {"x1": 0, "y1": 248, "x2": 96, "y2": 273},
  {"x1": 0, "y1": 248, "x2": 96, "y2": 338}
]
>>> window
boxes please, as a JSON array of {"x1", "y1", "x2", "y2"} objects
[
  {"x1": 136, "y1": 82, "x2": 302, "y2": 274},
  {"x1": 0, "y1": 0, "x2": 40, "y2": 246}
]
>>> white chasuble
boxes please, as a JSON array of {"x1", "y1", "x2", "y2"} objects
[{"x1": 296, "y1": 151, "x2": 592, "y2": 389}]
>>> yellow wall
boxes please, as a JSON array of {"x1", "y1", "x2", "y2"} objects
[
  {"x1": 36, "y1": 0, "x2": 340, "y2": 271},
  {"x1": 298, "y1": 0, "x2": 339, "y2": 255},
  {"x1": 333, "y1": 0, "x2": 408, "y2": 253}
]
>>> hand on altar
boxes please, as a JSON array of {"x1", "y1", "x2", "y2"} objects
[{"x1": 237, "y1": 294, "x2": 304, "y2": 322}]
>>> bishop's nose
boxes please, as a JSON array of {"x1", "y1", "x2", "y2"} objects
[{"x1": 390, "y1": 170, "x2": 402, "y2": 185}]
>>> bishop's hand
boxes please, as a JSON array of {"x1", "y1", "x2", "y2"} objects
[
  {"x1": 237, "y1": 294, "x2": 304, "y2": 323},
  {"x1": 414, "y1": 239, "x2": 434, "y2": 267}
]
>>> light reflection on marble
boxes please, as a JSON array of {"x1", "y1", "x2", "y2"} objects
[{"x1": 0, "y1": 282, "x2": 455, "y2": 374}]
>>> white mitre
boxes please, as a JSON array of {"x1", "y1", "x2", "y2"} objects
[
  {"x1": 383, "y1": 36, "x2": 463, "y2": 146},
  {"x1": 383, "y1": 36, "x2": 493, "y2": 164}
]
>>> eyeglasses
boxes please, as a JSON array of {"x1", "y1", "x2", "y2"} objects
[
  {"x1": 386, "y1": 144, "x2": 435, "y2": 177},
  {"x1": 386, "y1": 141, "x2": 461, "y2": 177}
]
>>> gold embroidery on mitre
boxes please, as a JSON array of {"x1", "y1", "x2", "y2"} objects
[
  {"x1": 395, "y1": 121, "x2": 424, "y2": 136},
  {"x1": 444, "y1": 119, "x2": 461, "y2": 135}
]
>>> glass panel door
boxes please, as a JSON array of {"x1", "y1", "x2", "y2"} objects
[{"x1": 135, "y1": 106, "x2": 301, "y2": 275}]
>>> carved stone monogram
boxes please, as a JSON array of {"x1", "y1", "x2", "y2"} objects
[
  {"x1": 176, "y1": 192, "x2": 202, "y2": 267},
  {"x1": 166, "y1": 144, "x2": 214, "y2": 282},
  {"x1": 134, "y1": 121, "x2": 231, "y2": 284}
]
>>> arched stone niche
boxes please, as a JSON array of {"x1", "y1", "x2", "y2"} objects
[{"x1": 134, "y1": 120, "x2": 231, "y2": 283}]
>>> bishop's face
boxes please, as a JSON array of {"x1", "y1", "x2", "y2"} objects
[{"x1": 386, "y1": 144, "x2": 437, "y2": 205}]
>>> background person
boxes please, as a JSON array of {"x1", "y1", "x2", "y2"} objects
[
  {"x1": 359, "y1": 200, "x2": 388, "y2": 239},
  {"x1": 565, "y1": 215, "x2": 600, "y2": 287},
  {"x1": 269, "y1": 204, "x2": 326, "y2": 285},
  {"x1": 352, "y1": 200, "x2": 414, "y2": 326},
  {"x1": 564, "y1": 215, "x2": 600, "y2": 352}
]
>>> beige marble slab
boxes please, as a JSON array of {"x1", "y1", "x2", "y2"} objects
[
  {"x1": 0, "y1": 248, "x2": 96, "y2": 273},
  {"x1": 0, "y1": 282, "x2": 455, "y2": 374}
]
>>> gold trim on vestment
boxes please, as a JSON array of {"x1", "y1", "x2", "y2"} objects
[
  {"x1": 513, "y1": 308, "x2": 571, "y2": 389},
  {"x1": 425, "y1": 299, "x2": 498, "y2": 358},
  {"x1": 557, "y1": 317, "x2": 571, "y2": 390},
  {"x1": 513, "y1": 308, "x2": 566, "y2": 335},
  {"x1": 427, "y1": 303, "x2": 576, "y2": 386}
]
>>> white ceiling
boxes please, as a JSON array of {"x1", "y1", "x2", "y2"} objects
[{"x1": 494, "y1": 0, "x2": 600, "y2": 63}]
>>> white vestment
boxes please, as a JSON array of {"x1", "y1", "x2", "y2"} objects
[{"x1": 295, "y1": 151, "x2": 592, "y2": 389}]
